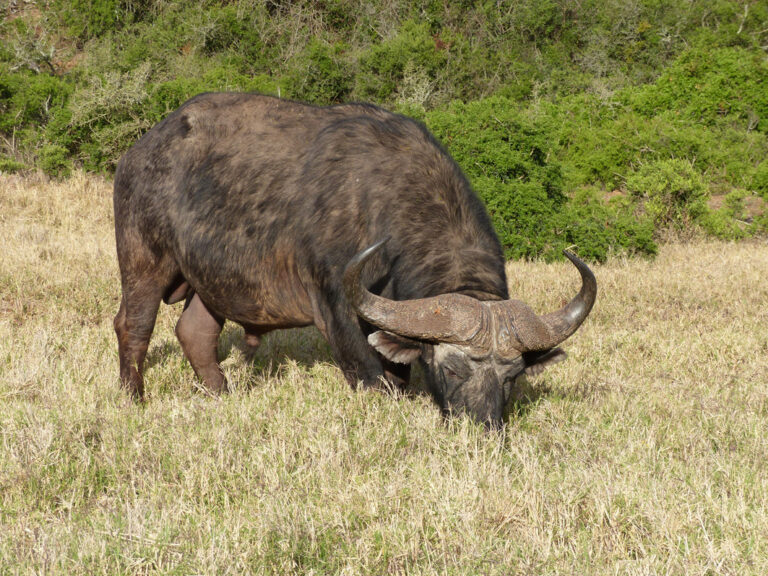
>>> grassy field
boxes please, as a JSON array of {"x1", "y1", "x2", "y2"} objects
[{"x1": 1, "y1": 171, "x2": 767, "y2": 575}]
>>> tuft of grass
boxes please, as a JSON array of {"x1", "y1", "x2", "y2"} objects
[{"x1": 2, "y1": 172, "x2": 767, "y2": 574}]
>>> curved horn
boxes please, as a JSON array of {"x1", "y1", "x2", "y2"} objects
[
  {"x1": 504, "y1": 250, "x2": 597, "y2": 352},
  {"x1": 343, "y1": 240, "x2": 489, "y2": 344}
]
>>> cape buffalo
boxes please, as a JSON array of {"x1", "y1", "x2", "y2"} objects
[{"x1": 113, "y1": 92, "x2": 596, "y2": 428}]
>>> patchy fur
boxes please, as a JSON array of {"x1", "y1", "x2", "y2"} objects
[
  {"x1": 113, "y1": 93, "x2": 506, "y2": 401},
  {"x1": 113, "y1": 93, "x2": 582, "y2": 426}
]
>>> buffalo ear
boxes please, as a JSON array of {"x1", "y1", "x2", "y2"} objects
[
  {"x1": 368, "y1": 331, "x2": 422, "y2": 364},
  {"x1": 523, "y1": 347, "x2": 567, "y2": 376}
]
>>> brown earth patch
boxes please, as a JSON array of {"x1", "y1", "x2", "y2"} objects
[{"x1": 709, "y1": 193, "x2": 766, "y2": 220}]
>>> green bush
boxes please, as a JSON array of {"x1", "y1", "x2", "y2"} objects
[
  {"x1": 0, "y1": 156, "x2": 26, "y2": 173},
  {"x1": 282, "y1": 39, "x2": 352, "y2": 104},
  {"x1": 625, "y1": 46, "x2": 768, "y2": 130},
  {"x1": 38, "y1": 144, "x2": 71, "y2": 179},
  {"x1": 699, "y1": 189, "x2": 767, "y2": 240},
  {"x1": 355, "y1": 20, "x2": 445, "y2": 103},
  {"x1": 554, "y1": 189, "x2": 657, "y2": 262},
  {"x1": 0, "y1": 67, "x2": 71, "y2": 132},
  {"x1": 625, "y1": 158, "x2": 709, "y2": 232},
  {"x1": 65, "y1": 62, "x2": 153, "y2": 171},
  {"x1": 549, "y1": 73, "x2": 768, "y2": 193},
  {"x1": 426, "y1": 96, "x2": 655, "y2": 261},
  {"x1": 51, "y1": 0, "x2": 158, "y2": 41},
  {"x1": 753, "y1": 161, "x2": 768, "y2": 201},
  {"x1": 426, "y1": 97, "x2": 565, "y2": 259},
  {"x1": 542, "y1": 95, "x2": 639, "y2": 189},
  {"x1": 0, "y1": 67, "x2": 71, "y2": 170}
]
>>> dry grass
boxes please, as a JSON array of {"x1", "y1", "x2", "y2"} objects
[{"x1": 1, "y1": 171, "x2": 767, "y2": 575}]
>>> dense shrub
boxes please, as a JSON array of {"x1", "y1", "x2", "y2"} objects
[
  {"x1": 700, "y1": 192, "x2": 749, "y2": 240},
  {"x1": 426, "y1": 97, "x2": 564, "y2": 259},
  {"x1": 0, "y1": 67, "x2": 70, "y2": 132},
  {"x1": 625, "y1": 46, "x2": 768, "y2": 131},
  {"x1": 554, "y1": 189, "x2": 657, "y2": 261},
  {"x1": 426, "y1": 97, "x2": 656, "y2": 261},
  {"x1": 541, "y1": 95, "x2": 638, "y2": 189},
  {"x1": 753, "y1": 161, "x2": 768, "y2": 201},
  {"x1": 65, "y1": 62, "x2": 153, "y2": 170},
  {"x1": 2, "y1": 0, "x2": 767, "y2": 259},
  {"x1": 283, "y1": 39, "x2": 353, "y2": 104},
  {"x1": 38, "y1": 144, "x2": 71, "y2": 179},
  {"x1": 0, "y1": 66, "x2": 71, "y2": 167},
  {"x1": 0, "y1": 157, "x2": 26, "y2": 173},
  {"x1": 50, "y1": 0, "x2": 159, "y2": 41},
  {"x1": 625, "y1": 158, "x2": 708, "y2": 232},
  {"x1": 355, "y1": 20, "x2": 446, "y2": 104},
  {"x1": 196, "y1": 5, "x2": 267, "y2": 60},
  {"x1": 549, "y1": 68, "x2": 768, "y2": 194}
]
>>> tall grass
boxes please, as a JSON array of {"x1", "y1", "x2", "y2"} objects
[{"x1": 1, "y1": 172, "x2": 767, "y2": 574}]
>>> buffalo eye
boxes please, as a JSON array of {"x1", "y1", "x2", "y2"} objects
[{"x1": 443, "y1": 365, "x2": 467, "y2": 384}]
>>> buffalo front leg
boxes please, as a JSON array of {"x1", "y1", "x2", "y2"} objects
[
  {"x1": 313, "y1": 296, "x2": 387, "y2": 390},
  {"x1": 175, "y1": 294, "x2": 227, "y2": 394}
]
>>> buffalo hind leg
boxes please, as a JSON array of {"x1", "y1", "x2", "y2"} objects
[
  {"x1": 240, "y1": 328, "x2": 264, "y2": 362},
  {"x1": 114, "y1": 282, "x2": 165, "y2": 401},
  {"x1": 175, "y1": 293, "x2": 227, "y2": 394}
]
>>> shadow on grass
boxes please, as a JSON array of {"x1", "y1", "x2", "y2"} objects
[
  {"x1": 144, "y1": 322, "x2": 579, "y2": 421},
  {"x1": 505, "y1": 377, "x2": 551, "y2": 422},
  {"x1": 143, "y1": 323, "x2": 333, "y2": 374},
  {"x1": 144, "y1": 339, "x2": 181, "y2": 370},
  {"x1": 218, "y1": 323, "x2": 434, "y2": 395},
  {"x1": 220, "y1": 323, "x2": 334, "y2": 381}
]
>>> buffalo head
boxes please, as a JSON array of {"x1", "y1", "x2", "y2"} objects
[{"x1": 344, "y1": 240, "x2": 597, "y2": 429}]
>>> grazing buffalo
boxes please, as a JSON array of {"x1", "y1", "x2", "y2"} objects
[{"x1": 113, "y1": 93, "x2": 596, "y2": 428}]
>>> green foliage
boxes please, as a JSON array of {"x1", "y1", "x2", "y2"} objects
[
  {"x1": 541, "y1": 95, "x2": 639, "y2": 189},
  {"x1": 426, "y1": 97, "x2": 656, "y2": 261},
  {"x1": 66, "y1": 62, "x2": 153, "y2": 171},
  {"x1": 0, "y1": 66, "x2": 70, "y2": 132},
  {"x1": 38, "y1": 144, "x2": 71, "y2": 179},
  {"x1": 753, "y1": 161, "x2": 768, "y2": 201},
  {"x1": 51, "y1": 0, "x2": 158, "y2": 41},
  {"x1": 196, "y1": 5, "x2": 266, "y2": 59},
  {"x1": 0, "y1": 66, "x2": 71, "y2": 169},
  {"x1": 699, "y1": 189, "x2": 766, "y2": 240},
  {"x1": 426, "y1": 97, "x2": 565, "y2": 259},
  {"x1": 2, "y1": 0, "x2": 767, "y2": 258},
  {"x1": 283, "y1": 39, "x2": 353, "y2": 104},
  {"x1": 555, "y1": 189, "x2": 657, "y2": 261},
  {"x1": 625, "y1": 46, "x2": 768, "y2": 130},
  {"x1": 355, "y1": 20, "x2": 445, "y2": 103},
  {"x1": 625, "y1": 159, "x2": 708, "y2": 231},
  {"x1": 0, "y1": 156, "x2": 26, "y2": 173}
]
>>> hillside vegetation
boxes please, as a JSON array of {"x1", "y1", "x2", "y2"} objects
[
  {"x1": 2, "y1": 171, "x2": 768, "y2": 574},
  {"x1": 2, "y1": 0, "x2": 768, "y2": 259}
]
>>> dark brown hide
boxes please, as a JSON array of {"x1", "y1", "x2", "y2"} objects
[{"x1": 113, "y1": 93, "x2": 595, "y2": 426}]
